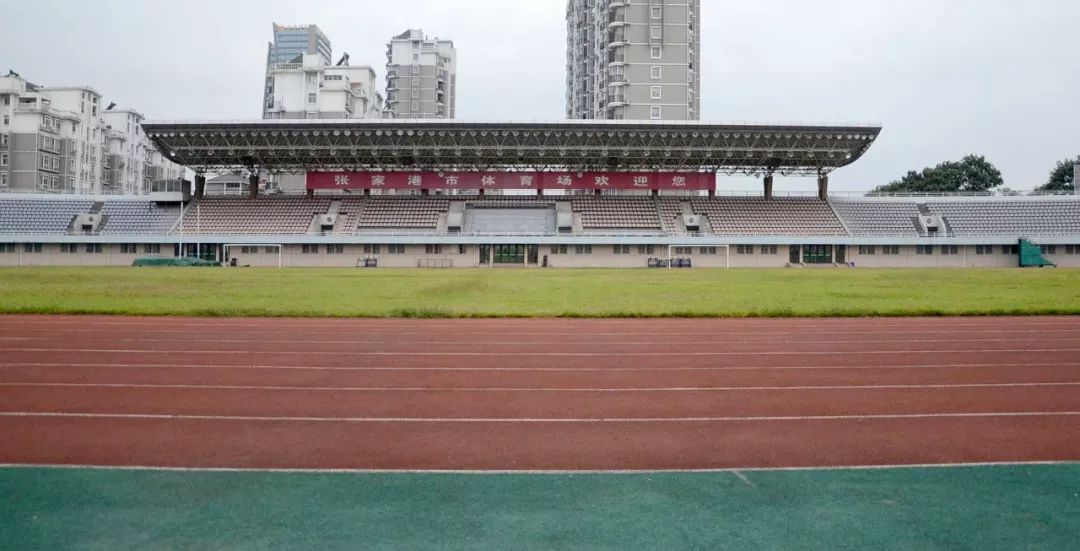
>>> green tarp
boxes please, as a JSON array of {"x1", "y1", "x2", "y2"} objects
[{"x1": 132, "y1": 257, "x2": 221, "y2": 267}]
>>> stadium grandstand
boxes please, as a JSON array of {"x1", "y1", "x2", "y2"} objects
[{"x1": 0, "y1": 119, "x2": 1077, "y2": 268}]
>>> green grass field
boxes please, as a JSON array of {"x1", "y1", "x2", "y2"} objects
[
  {"x1": 0, "y1": 267, "x2": 1078, "y2": 318},
  {"x1": 3, "y1": 465, "x2": 1078, "y2": 550}
]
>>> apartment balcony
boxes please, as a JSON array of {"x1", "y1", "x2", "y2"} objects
[{"x1": 608, "y1": 1, "x2": 627, "y2": 10}]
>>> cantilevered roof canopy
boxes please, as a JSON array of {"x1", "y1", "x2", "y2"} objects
[{"x1": 143, "y1": 119, "x2": 882, "y2": 176}]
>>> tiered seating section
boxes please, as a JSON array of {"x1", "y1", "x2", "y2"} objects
[
  {"x1": 830, "y1": 200, "x2": 920, "y2": 236},
  {"x1": 358, "y1": 196, "x2": 449, "y2": 229},
  {"x1": 178, "y1": 197, "x2": 331, "y2": 235},
  {"x1": 0, "y1": 198, "x2": 93, "y2": 234},
  {"x1": 572, "y1": 196, "x2": 661, "y2": 230},
  {"x1": 100, "y1": 201, "x2": 181, "y2": 235},
  {"x1": 926, "y1": 200, "x2": 1080, "y2": 236},
  {"x1": 656, "y1": 198, "x2": 683, "y2": 233},
  {"x1": 692, "y1": 197, "x2": 847, "y2": 236}
]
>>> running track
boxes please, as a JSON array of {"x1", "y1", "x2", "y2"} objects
[{"x1": 0, "y1": 315, "x2": 1078, "y2": 471}]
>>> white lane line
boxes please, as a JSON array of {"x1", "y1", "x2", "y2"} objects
[
  {"x1": 4, "y1": 348, "x2": 1080, "y2": 356},
  {"x1": 2, "y1": 382, "x2": 1080, "y2": 392},
  {"x1": 4, "y1": 336, "x2": 1077, "y2": 346},
  {"x1": 732, "y1": 470, "x2": 755, "y2": 486},
  {"x1": 0, "y1": 411, "x2": 1078, "y2": 423},
  {"x1": 2, "y1": 362, "x2": 1077, "y2": 373},
  {"x1": 1, "y1": 461, "x2": 1074, "y2": 475}
]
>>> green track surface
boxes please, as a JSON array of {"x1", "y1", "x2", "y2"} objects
[
  {"x1": 1, "y1": 267, "x2": 1079, "y2": 318},
  {"x1": 2, "y1": 465, "x2": 1078, "y2": 550}
]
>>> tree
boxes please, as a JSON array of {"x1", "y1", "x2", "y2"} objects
[
  {"x1": 872, "y1": 155, "x2": 1004, "y2": 194},
  {"x1": 1035, "y1": 156, "x2": 1078, "y2": 193}
]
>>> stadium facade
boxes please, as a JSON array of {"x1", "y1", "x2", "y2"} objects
[{"x1": 1, "y1": 119, "x2": 1078, "y2": 269}]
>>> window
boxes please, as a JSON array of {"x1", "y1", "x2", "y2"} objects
[
  {"x1": 574, "y1": 245, "x2": 592, "y2": 255},
  {"x1": 613, "y1": 245, "x2": 631, "y2": 255},
  {"x1": 239, "y1": 246, "x2": 258, "y2": 254},
  {"x1": 0, "y1": 173, "x2": 6, "y2": 189},
  {"x1": 411, "y1": 101, "x2": 420, "y2": 111},
  {"x1": 550, "y1": 245, "x2": 568, "y2": 255},
  {"x1": 650, "y1": 26, "x2": 662, "y2": 40},
  {"x1": 1002, "y1": 245, "x2": 1018, "y2": 255},
  {"x1": 637, "y1": 245, "x2": 655, "y2": 255},
  {"x1": 363, "y1": 244, "x2": 381, "y2": 255},
  {"x1": 1066, "y1": 245, "x2": 1077, "y2": 255},
  {"x1": 649, "y1": 106, "x2": 662, "y2": 120},
  {"x1": 651, "y1": 66, "x2": 662, "y2": 79},
  {"x1": 85, "y1": 243, "x2": 103, "y2": 254},
  {"x1": 736, "y1": 245, "x2": 754, "y2": 255},
  {"x1": 673, "y1": 247, "x2": 693, "y2": 255},
  {"x1": 458, "y1": 245, "x2": 468, "y2": 255},
  {"x1": 142, "y1": 244, "x2": 161, "y2": 254},
  {"x1": 61, "y1": 243, "x2": 78, "y2": 254},
  {"x1": 858, "y1": 245, "x2": 876, "y2": 255},
  {"x1": 307, "y1": 93, "x2": 317, "y2": 104},
  {"x1": 120, "y1": 244, "x2": 139, "y2": 254},
  {"x1": 916, "y1": 245, "x2": 934, "y2": 255},
  {"x1": 0, "y1": 243, "x2": 15, "y2": 253},
  {"x1": 650, "y1": 86, "x2": 662, "y2": 100},
  {"x1": 23, "y1": 243, "x2": 42, "y2": 254},
  {"x1": 941, "y1": 245, "x2": 959, "y2": 256},
  {"x1": 387, "y1": 244, "x2": 406, "y2": 254},
  {"x1": 882, "y1": 245, "x2": 900, "y2": 255},
  {"x1": 761, "y1": 245, "x2": 779, "y2": 255},
  {"x1": 651, "y1": 6, "x2": 663, "y2": 18},
  {"x1": 1041, "y1": 245, "x2": 1058, "y2": 255},
  {"x1": 306, "y1": 74, "x2": 317, "y2": 84},
  {"x1": 699, "y1": 247, "x2": 718, "y2": 255},
  {"x1": 411, "y1": 89, "x2": 419, "y2": 99},
  {"x1": 412, "y1": 78, "x2": 420, "y2": 86},
  {"x1": 327, "y1": 244, "x2": 345, "y2": 254},
  {"x1": 425, "y1": 244, "x2": 443, "y2": 255},
  {"x1": 650, "y1": 46, "x2": 663, "y2": 59},
  {"x1": 975, "y1": 245, "x2": 994, "y2": 255},
  {"x1": 0, "y1": 153, "x2": 7, "y2": 166},
  {"x1": 302, "y1": 244, "x2": 319, "y2": 254}
]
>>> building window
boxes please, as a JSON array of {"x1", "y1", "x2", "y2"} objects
[
  {"x1": 941, "y1": 245, "x2": 959, "y2": 256},
  {"x1": 1002, "y1": 245, "x2": 1019, "y2": 255},
  {"x1": 1066, "y1": 245, "x2": 1077, "y2": 255},
  {"x1": 760, "y1": 245, "x2": 778, "y2": 255},
  {"x1": 858, "y1": 245, "x2": 876, "y2": 255},
  {"x1": 673, "y1": 247, "x2": 693, "y2": 255},
  {"x1": 613, "y1": 245, "x2": 631, "y2": 255},
  {"x1": 120, "y1": 244, "x2": 139, "y2": 254},
  {"x1": 411, "y1": 89, "x2": 420, "y2": 99},
  {"x1": 699, "y1": 247, "x2": 717, "y2": 255},
  {"x1": 0, "y1": 243, "x2": 15, "y2": 253},
  {"x1": 363, "y1": 244, "x2": 381, "y2": 255},
  {"x1": 650, "y1": 46, "x2": 663, "y2": 60},
  {"x1": 574, "y1": 245, "x2": 592, "y2": 255},
  {"x1": 306, "y1": 74, "x2": 317, "y2": 84},
  {"x1": 458, "y1": 245, "x2": 468, "y2": 255},
  {"x1": 307, "y1": 93, "x2": 317, "y2": 104},
  {"x1": 412, "y1": 77, "x2": 420, "y2": 86},
  {"x1": 651, "y1": 66, "x2": 662, "y2": 80},
  {"x1": 302, "y1": 244, "x2": 319, "y2": 254},
  {"x1": 650, "y1": 86, "x2": 663, "y2": 100},
  {"x1": 0, "y1": 153, "x2": 7, "y2": 166},
  {"x1": 0, "y1": 173, "x2": 6, "y2": 189},
  {"x1": 651, "y1": 6, "x2": 663, "y2": 18},
  {"x1": 650, "y1": 106, "x2": 662, "y2": 120},
  {"x1": 425, "y1": 244, "x2": 443, "y2": 255},
  {"x1": 1041, "y1": 245, "x2": 1058, "y2": 255},
  {"x1": 650, "y1": 26, "x2": 663, "y2": 40},
  {"x1": 916, "y1": 245, "x2": 934, "y2": 255},
  {"x1": 143, "y1": 244, "x2": 161, "y2": 254},
  {"x1": 327, "y1": 244, "x2": 344, "y2": 254},
  {"x1": 550, "y1": 245, "x2": 568, "y2": 255},
  {"x1": 61, "y1": 243, "x2": 78, "y2": 254},
  {"x1": 637, "y1": 245, "x2": 655, "y2": 255},
  {"x1": 881, "y1": 246, "x2": 899, "y2": 255},
  {"x1": 410, "y1": 101, "x2": 420, "y2": 111},
  {"x1": 388, "y1": 244, "x2": 406, "y2": 254},
  {"x1": 85, "y1": 243, "x2": 103, "y2": 254},
  {"x1": 23, "y1": 243, "x2": 42, "y2": 254}
]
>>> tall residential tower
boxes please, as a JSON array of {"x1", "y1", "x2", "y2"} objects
[
  {"x1": 263, "y1": 23, "x2": 332, "y2": 118},
  {"x1": 384, "y1": 29, "x2": 457, "y2": 119},
  {"x1": 567, "y1": 0, "x2": 700, "y2": 120}
]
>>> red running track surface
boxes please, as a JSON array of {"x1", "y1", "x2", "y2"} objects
[{"x1": 0, "y1": 315, "x2": 1078, "y2": 471}]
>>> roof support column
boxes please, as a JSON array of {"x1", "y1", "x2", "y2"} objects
[
  {"x1": 817, "y1": 173, "x2": 829, "y2": 201},
  {"x1": 248, "y1": 173, "x2": 259, "y2": 199},
  {"x1": 194, "y1": 174, "x2": 206, "y2": 199},
  {"x1": 763, "y1": 174, "x2": 774, "y2": 201}
]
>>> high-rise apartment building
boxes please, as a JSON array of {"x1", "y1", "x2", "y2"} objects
[
  {"x1": 265, "y1": 54, "x2": 384, "y2": 120},
  {"x1": 263, "y1": 23, "x2": 333, "y2": 118},
  {"x1": 566, "y1": 0, "x2": 700, "y2": 120},
  {"x1": 0, "y1": 73, "x2": 180, "y2": 195},
  {"x1": 384, "y1": 29, "x2": 456, "y2": 119}
]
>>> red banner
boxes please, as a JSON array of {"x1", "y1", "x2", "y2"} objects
[{"x1": 306, "y1": 171, "x2": 714, "y2": 191}]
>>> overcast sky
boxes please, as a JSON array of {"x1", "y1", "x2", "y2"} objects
[{"x1": 2, "y1": 0, "x2": 1078, "y2": 192}]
